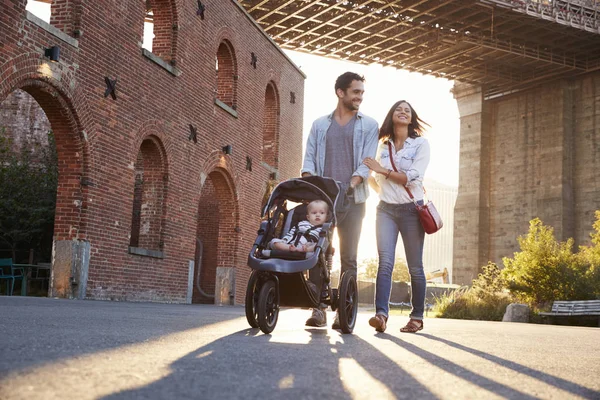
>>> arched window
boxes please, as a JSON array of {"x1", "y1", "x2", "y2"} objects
[
  {"x1": 142, "y1": 0, "x2": 177, "y2": 63},
  {"x1": 262, "y1": 81, "x2": 280, "y2": 168},
  {"x1": 26, "y1": 1, "x2": 51, "y2": 23},
  {"x1": 215, "y1": 41, "x2": 237, "y2": 110},
  {"x1": 26, "y1": 0, "x2": 78, "y2": 37},
  {"x1": 129, "y1": 137, "x2": 167, "y2": 252}
]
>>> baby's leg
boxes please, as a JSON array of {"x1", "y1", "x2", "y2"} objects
[
  {"x1": 272, "y1": 242, "x2": 291, "y2": 251},
  {"x1": 304, "y1": 243, "x2": 316, "y2": 252}
]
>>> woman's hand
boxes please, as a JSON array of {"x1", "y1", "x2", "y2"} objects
[{"x1": 363, "y1": 157, "x2": 386, "y2": 174}]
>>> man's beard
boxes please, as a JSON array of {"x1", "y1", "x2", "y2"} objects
[{"x1": 343, "y1": 98, "x2": 360, "y2": 111}]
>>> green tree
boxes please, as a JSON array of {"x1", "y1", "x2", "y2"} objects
[
  {"x1": 501, "y1": 218, "x2": 597, "y2": 306},
  {"x1": 0, "y1": 128, "x2": 57, "y2": 261},
  {"x1": 576, "y1": 211, "x2": 600, "y2": 300},
  {"x1": 359, "y1": 257, "x2": 410, "y2": 282}
]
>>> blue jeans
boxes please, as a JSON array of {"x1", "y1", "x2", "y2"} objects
[
  {"x1": 375, "y1": 201, "x2": 426, "y2": 320},
  {"x1": 309, "y1": 201, "x2": 365, "y2": 294},
  {"x1": 337, "y1": 201, "x2": 366, "y2": 276}
]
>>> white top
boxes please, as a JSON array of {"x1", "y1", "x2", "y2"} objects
[{"x1": 374, "y1": 137, "x2": 430, "y2": 204}]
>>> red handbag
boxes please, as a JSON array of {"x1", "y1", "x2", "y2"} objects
[{"x1": 387, "y1": 141, "x2": 443, "y2": 234}]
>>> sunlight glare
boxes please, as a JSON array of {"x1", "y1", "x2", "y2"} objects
[
  {"x1": 278, "y1": 374, "x2": 295, "y2": 389},
  {"x1": 339, "y1": 357, "x2": 396, "y2": 399}
]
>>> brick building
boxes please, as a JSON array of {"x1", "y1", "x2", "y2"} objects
[{"x1": 0, "y1": 0, "x2": 305, "y2": 303}]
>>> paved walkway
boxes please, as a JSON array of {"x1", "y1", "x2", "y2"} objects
[{"x1": 0, "y1": 297, "x2": 598, "y2": 399}]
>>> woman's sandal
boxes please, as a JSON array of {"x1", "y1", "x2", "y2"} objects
[
  {"x1": 368, "y1": 314, "x2": 387, "y2": 332},
  {"x1": 400, "y1": 319, "x2": 423, "y2": 333}
]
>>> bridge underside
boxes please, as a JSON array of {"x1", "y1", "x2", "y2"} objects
[{"x1": 241, "y1": 0, "x2": 600, "y2": 98}]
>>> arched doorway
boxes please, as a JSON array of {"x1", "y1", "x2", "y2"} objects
[
  {"x1": 0, "y1": 80, "x2": 87, "y2": 297},
  {"x1": 193, "y1": 168, "x2": 238, "y2": 304}
]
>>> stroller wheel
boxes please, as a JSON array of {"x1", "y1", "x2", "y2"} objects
[
  {"x1": 245, "y1": 271, "x2": 260, "y2": 328},
  {"x1": 257, "y1": 280, "x2": 279, "y2": 334},
  {"x1": 338, "y1": 270, "x2": 358, "y2": 334}
]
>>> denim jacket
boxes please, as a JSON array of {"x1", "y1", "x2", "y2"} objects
[
  {"x1": 301, "y1": 110, "x2": 379, "y2": 204},
  {"x1": 375, "y1": 137, "x2": 430, "y2": 204}
]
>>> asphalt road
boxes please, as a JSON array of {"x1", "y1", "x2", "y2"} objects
[{"x1": 0, "y1": 297, "x2": 598, "y2": 400}]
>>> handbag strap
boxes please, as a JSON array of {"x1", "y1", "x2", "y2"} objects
[{"x1": 387, "y1": 141, "x2": 426, "y2": 202}]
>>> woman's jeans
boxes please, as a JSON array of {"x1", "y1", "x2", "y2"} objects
[{"x1": 375, "y1": 201, "x2": 426, "y2": 320}]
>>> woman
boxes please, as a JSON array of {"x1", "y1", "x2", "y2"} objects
[{"x1": 363, "y1": 100, "x2": 430, "y2": 333}]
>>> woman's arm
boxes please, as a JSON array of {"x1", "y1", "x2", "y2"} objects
[{"x1": 363, "y1": 157, "x2": 408, "y2": 186}]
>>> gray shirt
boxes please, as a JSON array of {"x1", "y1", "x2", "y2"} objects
[
  {"x1": 323, "y1": 116, "x2": 356, "y2": 185},
  {"x1": 301, "y1": 111, "x2": 379, "y2": 204}
]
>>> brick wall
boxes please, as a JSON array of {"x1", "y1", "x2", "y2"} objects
[
  {"x1": 0, "y1": 0, "x2": 305, "y2": 303},
  {"x1": 453, "y1": 73, "x2": 600, "y2": 283}
]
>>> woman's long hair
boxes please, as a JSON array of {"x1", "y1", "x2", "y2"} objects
[{"x1": 379, "y1": 100, "x2": 429, "y2": 142}]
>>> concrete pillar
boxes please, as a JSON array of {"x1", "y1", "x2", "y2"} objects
[
  {"x1": 215, "y1": 267, "x2": 235, "y2": 306},
  {"x1": 452, "y1": 83, "x2": 491, "y2": 285},
  {"x1": 50, "y1": 240, "x2": 90, "y2": 299}
]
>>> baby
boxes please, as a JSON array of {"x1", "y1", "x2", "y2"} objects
[{"x1": 270, "y1": 199, "x2": 329, "y2": 253}]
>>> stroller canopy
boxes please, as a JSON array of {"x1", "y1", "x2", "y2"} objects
[{"x1": 263, "y1": 176, "x2": 341, "y2": 221}]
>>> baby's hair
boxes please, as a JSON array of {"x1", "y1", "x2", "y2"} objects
[{"x1": 307, "y1": 199, "x2": 329, "y2": 213}]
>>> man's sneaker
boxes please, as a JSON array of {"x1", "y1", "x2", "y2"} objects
[
  {"x1": 331, "y1": 311, "x2": 341, "y2": 330},
  {"x1": 305, "y1": 308, "x2": 327, "y2": 327}
]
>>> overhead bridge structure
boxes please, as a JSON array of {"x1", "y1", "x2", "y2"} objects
[
  {"x1": 241, "y1": 0, "x2": 600, "y2": 284},
  {"x1": 240, "y1": 0, "x2": 600, "y2": 98}
]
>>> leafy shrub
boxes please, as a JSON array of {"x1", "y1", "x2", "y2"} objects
[
  {"x1": 435, "y1": 263, "x2": 512, "y2": 321},
  {"x1": 0, "y1": 128, "x2": 57, "y2": 262},
  {"x1": 501, "y1": 217, "x2": 599, "y2": 307},
  {"x1": 436, "y1": 214, "x2": 600, "y2": 321}
]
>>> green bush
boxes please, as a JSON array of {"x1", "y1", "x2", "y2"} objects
[
  {"x1": 435, "y1": 263, "x2": 512, "y2": 321},
  {"x1": 501, "y1": 217, "x2": 600, "y2": 307},
  {"x1": 435, "y1": 214, "x2": 600, "y2": 321},
  {"x1": 0, "y1": 128, "x2": 57, "y2": 262}
]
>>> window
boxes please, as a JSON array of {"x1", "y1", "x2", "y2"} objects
[
  {"x1": 142, "y1": 0, "x2": 177, "y2": 63},
  {"x1": 129, "y1": 137, "x2": 167, "y2": 253},
  {"x1": 215, "y1": 41, "x2": 237, "y2": 110},
  {"x1": 26, "y1": 0, "x2": 79, "y2": 37},
  {"x1": 262, "y1": 81, "x2": 280, "y2": 168},
  {"x1": 26, "y1": 0, "x2": 51, "y2": 23}
]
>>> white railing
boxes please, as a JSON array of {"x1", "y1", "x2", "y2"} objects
[{"x1": 483, "y1": 0, "x2": 600, "y2": 33}]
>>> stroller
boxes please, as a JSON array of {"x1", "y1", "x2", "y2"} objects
[{"x1": 246, "y1": 176, "x2": 358, "y2": 334}]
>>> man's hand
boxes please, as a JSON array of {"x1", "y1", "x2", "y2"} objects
[
  {"x1": 302, "y1": 172, "x2": 312, "y2": 178},
  {"x1": 350, "y1": 175, "x2": 363, "y2": 188}
]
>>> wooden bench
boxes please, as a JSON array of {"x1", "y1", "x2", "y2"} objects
[{"x1": 539, "y1": 300, "x2": 600, "y2": 326}]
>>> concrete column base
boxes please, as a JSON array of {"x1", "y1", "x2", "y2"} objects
[
  {"x1": 50, "y1": 240, "x2": 90, "y2": 299},
  {"x1": 215, "y1": 267, "x2": 235, "y2": 306}
]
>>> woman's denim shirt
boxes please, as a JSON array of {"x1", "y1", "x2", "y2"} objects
[
  {"x1": 301, "y1": 111, "x2": 379, "y2": 204},
  {"x1": 375, "y1": 137, "x2": 430, "y2": 204}
]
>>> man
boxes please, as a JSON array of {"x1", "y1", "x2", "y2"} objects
[{"x1": 301, "y1": 71, "x2": 379, "y2": 328}]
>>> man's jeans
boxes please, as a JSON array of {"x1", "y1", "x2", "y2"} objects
[
  {"x1": 375, "y1": 201, "x2": 426, "y2": 320},
  {"x1": 337, "y1": 201, "x2": 366, "y2": 276},
  {"x1": 309, "y1": 201, "x2": 365, "y2": 296}
]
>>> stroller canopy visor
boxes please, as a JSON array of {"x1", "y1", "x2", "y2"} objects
[{"x1": 263, "y1": 176, "x2": 340, "y2": 219}]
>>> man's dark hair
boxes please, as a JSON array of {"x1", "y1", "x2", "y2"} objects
[{"x1": 334, "y1": 72, "x2": 365, "y2": 93}]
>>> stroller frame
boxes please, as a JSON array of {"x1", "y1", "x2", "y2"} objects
[{"x1": 246, "y1": 176, "x2": 358, "y2": 334}]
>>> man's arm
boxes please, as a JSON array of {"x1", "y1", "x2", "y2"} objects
[
  {"x1": 352, "y1": 120, "x2": 379, "y2": 187},
  {"x1": 300, "y1": 122, "x2": 318, "y2": 177}
]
